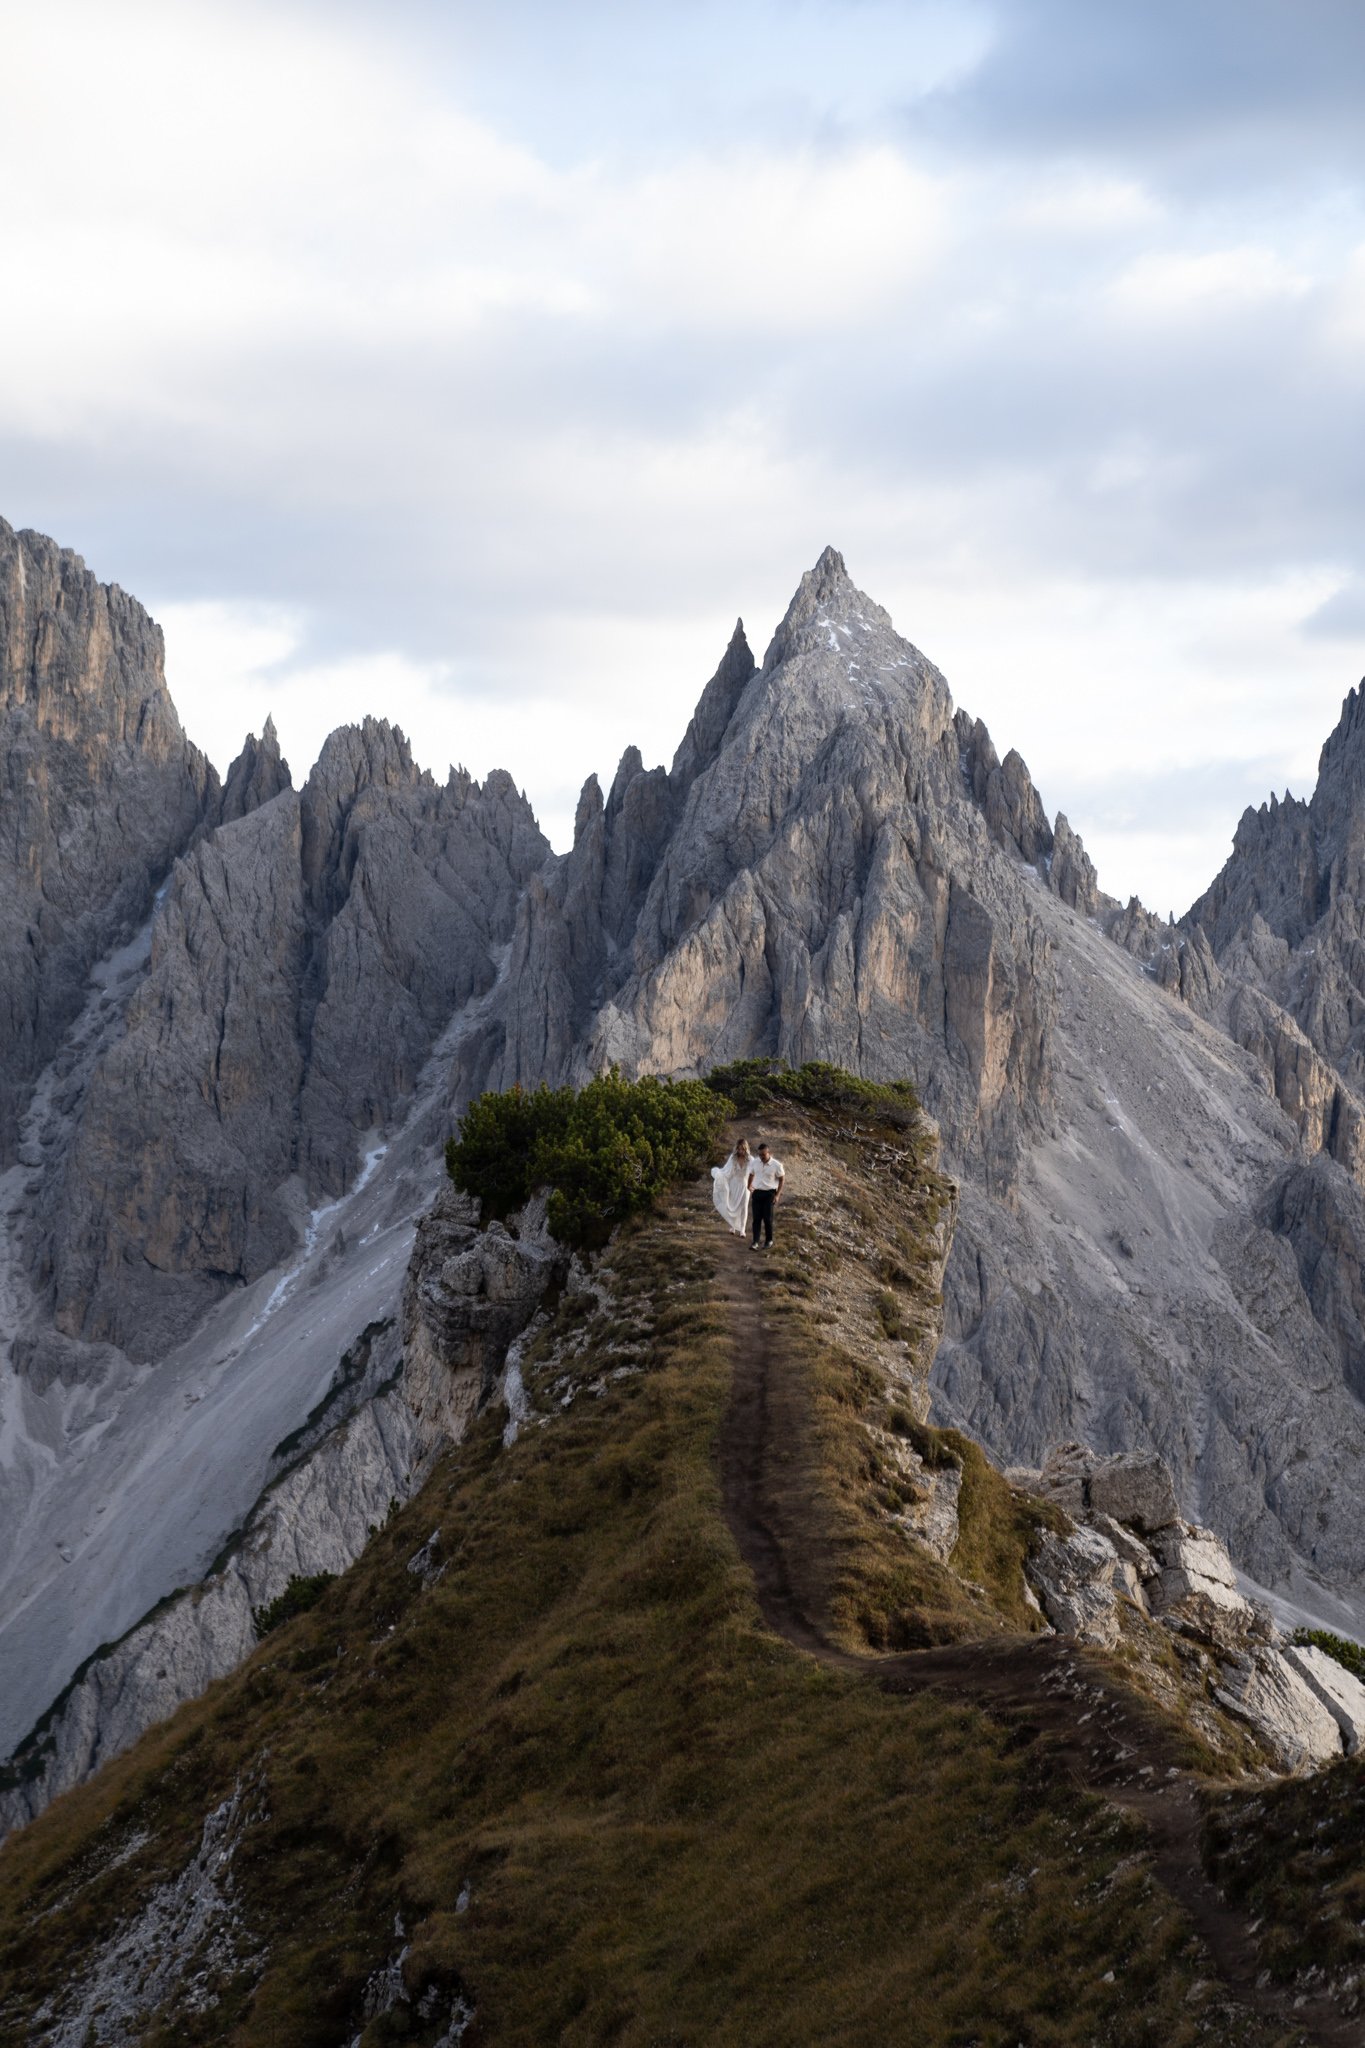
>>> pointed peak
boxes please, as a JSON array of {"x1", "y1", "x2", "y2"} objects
[
  {"x1": 669, "y1": 616, "x2": 758, "y2": 793},
  {"x1": 761, "y1": 546, "x2": 888, "y2": 674},
  {"x1": 217, "y1": 716, "x2": 292, "y2": 824},
  {"x1": 573, "y1": 773, "x2": 604, "y2": 843},
  {"x1": 608, "y1": 743, "x2": 644, "y2": 803},
  {"x1": 1316, "y1": 677, "x2": 1365, "y2": 788}
]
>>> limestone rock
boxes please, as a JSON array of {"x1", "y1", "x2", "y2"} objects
[
  {"x1": 1088, "y1": 1453, "x2": 1181, "y2": 1533},
  {"x1": 876, "y1": 1427, "x2": 962, "y2": 1561},
  {"x1": 1027, "y1": 1524, "x2": 1120, "y2": 1648},
  {"x1": 1227, "y1": 986, "x2": 1365, "y2": 1179},
  {"x1": 1146, "y1": 1521, "x2": 1259, "y2": 1648},
  {"x1": 1034, "y1": 1442, "x2": 1179, "y2": 1533},
  {"x1": 406, "y1": 1529, "x2": 445, "y2": 1587},
  {"x1": 1214, "y1": 1647, "x2": 1344, "y2": 1771},
  {"x1": 28, "y1": 730, "x2": 547, "y2": 1357},
  {"x1": 217, "y1": 714, "x2": 291, "y2": 822},
  {"x1": 1282, "y1": 1642, "x2": 1365, "y2": 1755},
  {"x1": 401, "y1": 1186, "x2": 566, "y2": 1442},
  {"x1": 1091, "y1": 1512, "x2": 1159, "y2": 1582},
  {"x1": 1264, "y1": 1157, "x2": 1365, "y2": 1404},
  {"x1": 1148, "y1": 1521, "x2": 1243, "y2": 1595},
  {"x1": 0, "y1": 1179, "x2": 565, "y2": 1837},
  {"x1": 1049, "y1": 813, "x2": 1100, "y2": 917},
  {"x1": 0, "y1": 519, "x2": 216, "y2": 1160},
  {"x1": 1154, "y1": 923, "x2": 1222, "y2": 1013},
  {"x1": 1106, "y1": 896, "x2": 1171, "y2": 965}
]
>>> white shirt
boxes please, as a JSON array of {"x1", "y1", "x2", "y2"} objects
[{"x1": 748, "y1": 1156, "x2": 785, "y2": 1192}]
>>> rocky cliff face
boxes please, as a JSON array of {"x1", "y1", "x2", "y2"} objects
[
  {"x1": 0, "y1": 520, "x2": 217, "y2": 1162},
  {"x1": 487, "y1": 551, "x2": 1072, "y2": 1205},
  {"x1": 0, "y1": 1186, "x2": 567, "y2": 1837},
  {"x1": 9, "y1": 527, "x2": 1365, "y2": 1848},
  {"x1": 438, "y1": 548, "x2": 1365, "y2": 1607},
  {"x1": 25, "y1": 721, "x2": 546, "y2": 1359}
]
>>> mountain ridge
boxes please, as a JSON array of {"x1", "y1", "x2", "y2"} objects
[{"x1": 5, "y1": 522, "x2": 1365, "y2": 1834}]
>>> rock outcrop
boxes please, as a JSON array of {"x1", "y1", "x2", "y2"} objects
[
  {"x1": 0, "y1": 1186, "x2": 566, "y2": 1837},
  {"x1": 1020, "y1": 1440, "x2": 1361, "y2": 1773},
  {"x1": 1282, "y1": 1641, "x2": 1365, "y2": 1754},
  {"x1": 0, "y1": 519, "x2": 216, "y2": 1160},
  {"x1": 1028, "y1": 1523, "x2": 1121, "y2": 1648}
]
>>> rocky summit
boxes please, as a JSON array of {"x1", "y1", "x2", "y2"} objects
[{"x1": 5, "y1": 521, "x2": 1365, "y2": 1970}]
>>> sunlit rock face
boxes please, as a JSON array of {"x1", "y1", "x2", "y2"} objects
[
  {"x1": 0, "y1": 518, "x2": 217, "y2": 1161},
  {"x1": 452, "y1": 549, "x2": 1365, "y2": 1605},
  {"x1": 491, "y1": 549, "x2": 1064, "y2": 1205}
]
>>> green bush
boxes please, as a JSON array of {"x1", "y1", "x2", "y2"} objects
[
  {"x1": 1291, "y1": 1626, "x2": 1365, "y2": 1685},
  {"x1": 444, "y1": 1082, "x2": 573, "y2": 1219},
  {"x1": 253, "y1": 1572, "x2": 336, "y2": 1639},
  {"x1": 446, "y1": 1070, "x2": 729, "y2": 1252}
]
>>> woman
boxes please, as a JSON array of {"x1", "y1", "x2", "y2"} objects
[{"x1": 711, "y1": 1138, "x2": 752, "y2": 1237}]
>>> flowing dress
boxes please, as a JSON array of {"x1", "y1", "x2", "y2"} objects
[{"x1": 711, "y1": 1150, "x2": 751, "y2": 1236}]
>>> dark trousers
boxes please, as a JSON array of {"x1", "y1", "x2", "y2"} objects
[{"x1": 751, "y1": 1190, "x2": 776, "y2": 1245}]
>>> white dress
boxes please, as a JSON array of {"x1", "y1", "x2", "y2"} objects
[{"x1": 710, "y1": 1150, "x2": 751, "y2": 1236}]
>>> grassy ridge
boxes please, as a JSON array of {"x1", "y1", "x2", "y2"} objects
[{"x1": 0, "y1": 1101, "x2": 1277, "y2": 2045}]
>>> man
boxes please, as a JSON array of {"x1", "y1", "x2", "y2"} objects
[{"x1": 746, "y1": 1141, "x2": 785, "y2": 1250}]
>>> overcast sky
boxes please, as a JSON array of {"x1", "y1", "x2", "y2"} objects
[{"x1": 4, "y1": 0, "x2": 1364, "y2": 916}]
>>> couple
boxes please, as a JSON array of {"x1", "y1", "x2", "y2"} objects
[{"x1": 711, "y1": 1137, "x2": 786, "y2": 1250}]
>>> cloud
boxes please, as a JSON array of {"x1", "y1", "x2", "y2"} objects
[
  {"x1": 4, "y1": 0, "x2": 1365, "y2": 909},
  {"x1": 1107, "y1": 245, "x2": 1312, "y2": 319}
]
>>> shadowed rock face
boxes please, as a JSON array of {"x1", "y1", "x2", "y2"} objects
[
  {"x1": 31, "y1": 722, "x2": 547, "y2": 1358},
  {"x1": 0, "y1": 520, "x2": 217, "y2": 1160}
]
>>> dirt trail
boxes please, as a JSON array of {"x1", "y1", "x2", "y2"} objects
[{"x1": 708, "y1": 1199, "x2": 1355, "y2": 2048}]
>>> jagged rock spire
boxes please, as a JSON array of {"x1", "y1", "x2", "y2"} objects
[
  {"x1": 218, "y1": 715, "x2": 292, "y2": 824},
  {"x1": 669, "y1": 618, "x2": 755, "y2": 792}
]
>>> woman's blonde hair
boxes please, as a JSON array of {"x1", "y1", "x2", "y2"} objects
[{"x1": 734, "y1": 1138, "x2": 750, "y2": 1157}]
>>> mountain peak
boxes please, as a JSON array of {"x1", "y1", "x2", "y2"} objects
[
  {"x1": 761, "y1": 547, "x2": 895, "y2": 675},
  {"x1": 668, "y1": 617, "x2": 756, "y2": 792},
  {"x1": 218, "y1": 716, "x2": 292, "y2": 824}
]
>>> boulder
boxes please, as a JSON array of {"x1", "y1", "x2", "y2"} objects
[
  {"x1": 1086, "y1": 1452, "x2": 1180, "y2": 1533},
  {"x1": 1146, "y1": 1521, "x2": 1260, "y2": 1651},
  {"x1": 1092, "y1": 1512, "x2": 1159, "y2": 1580},
  {"x1": 897, "y1": 1464, "x2": 962, "y2": 1564},
  {"x1": 1034, "y1": 1442, "x2": 1180, "y2": 1533},
  {"x1": 1146, "y1": 1522, "x2": 1256, "y2": 1639},
  {"x1": 1035, "y1": 1442, "x2": 1092, "y2": 1518},
  {"x1": 1027, "y1": 1525, "x2": 1119, "y2": 1649},
  {"x1": 1282, "y1": 1643, "x2": 1365, "y2": 1756},
  {"x1": 1214, "y1": 1648, "x2": 1344, "y2": 1772}
]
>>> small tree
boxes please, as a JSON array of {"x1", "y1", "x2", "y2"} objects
[{"x1": 446, "y1": 1069, "x2": 727, "y2": 1252}]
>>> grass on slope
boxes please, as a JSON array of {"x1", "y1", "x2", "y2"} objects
[
  {"x1": 0, "y1": 1162, "x2": 1273, "y2": 2047},
  {"x1": 729, "y1": 1089, "x2": 1066, "y2": 1650},
  {"x1": 1204, "y1": 1758, "x2": 1365, "y2": 2013}
]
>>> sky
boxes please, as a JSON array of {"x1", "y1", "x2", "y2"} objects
[{"x1": 3, "y1": 0, "x2": 1365, "y2": 917}]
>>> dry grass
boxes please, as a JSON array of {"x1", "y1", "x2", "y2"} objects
[{"x1": 0, "y1": 1145, "x2": 1286, "y2": 2047}]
